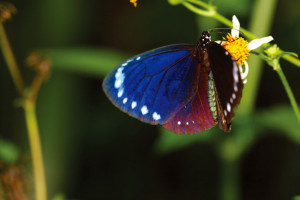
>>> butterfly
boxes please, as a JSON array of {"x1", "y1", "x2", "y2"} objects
[{"x1": 102, "y1": 30, "x2": 243, "y2": 134}]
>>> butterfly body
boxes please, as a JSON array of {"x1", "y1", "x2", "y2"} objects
[{"x1": 103, "y1": 31, "x2": 243, "y2": 134}]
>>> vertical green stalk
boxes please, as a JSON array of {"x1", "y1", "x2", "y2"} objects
[
  {"x1": 25, "y1": 100, "x2": 47, "y2": 200},
  {"x1": 220, "y1": 1, "x2": 277, "y2": 199},
  {"x1": 276, "y1": 67, "x2": 300, "y2": 122},
  {"x1": 0, "y1": 21, "x2": 48, "y2": 200},
  {"x1": 238, "y1": 0, "x2": 278, "y2": 115},
  {"x1": 0, "y1": 24, "x2": 24, "y2": 96},
  {"x1": 220, "y1": 159, "x2": 240, "y2": 200}
]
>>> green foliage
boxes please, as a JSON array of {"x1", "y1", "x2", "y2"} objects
[
  {"x1": 154, "y1": 127, "x2": 217, "y2": 154},
  {"x1": 51, "y1": 193, "x2": 67, "y2": 200},
  {"x1": 45, "y1": 48, "x2": 130, "y2": 77},
  {"x1": 168, "y1": 0, "x2": 185, "y2": 5},
  {"x1": 294, "y1": 196, "x2": 300, "y2": 200},
  {"x1": 256, "y1": 106, "x2": 300, "y2": 143},
  {"x1": 0, "y1": 139, "x2": 19, "y2": 165}
]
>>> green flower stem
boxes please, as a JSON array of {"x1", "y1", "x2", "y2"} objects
[
  {"x1": 182, "y1": 2, "x2": 215, "y2": 17},
  {"x1": 213, "y1": 13, "x2": 256, "y2": 40},
  {"x1": 276, "y1": 66, "x2": 300, "y2": 123},
  {"x1": 186, "y1": 0, "x2": 211, "y2": 9},
  {"x1": 179, "y1": 1, "x2": 278, "y2": 200},
  {"x1": 0, "y1": 23, "x2": 25, "y2": 96},
  {"x1": 24, "y1": 99, "x2": 47, "y2": 200},
  {"x1": 239, "y1": 0, "x2": 278, "y2": 115},
  {"x1": 220, "y1": 160, "x2": 240, "y2": 200},
  {"x1": 183, "y1": 0, "x2": 300, "y2": 68},
  {"x1": 283, "y1": 54, "x2": 300, "y2": 68},
  {"x1": 0, "y1": 22, "x2": 48, "y2": 200}
]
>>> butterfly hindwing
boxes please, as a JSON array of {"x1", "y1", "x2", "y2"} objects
[
  {"x1": 103, "y1": 44, "x2": 200, "y2": 125},
  {"x1": 162, "y1": 70, "x2": 217, "y2": 134}
]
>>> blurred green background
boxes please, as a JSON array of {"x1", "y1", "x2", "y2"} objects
[{"x1": 0, "y1": 0, "x2": 300, "y2": 199}]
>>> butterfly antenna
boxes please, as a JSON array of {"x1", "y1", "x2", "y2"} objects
[{"x1": 208, "y1": 28, "x2": 245, "y2": 37}]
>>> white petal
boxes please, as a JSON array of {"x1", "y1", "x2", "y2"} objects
[
  {"x1": 248, "y1": 36, "x2": 274, "y2": 50},
  {"x1": 239, "y1": 61, "x2": 249, "y2": 84},
  {"x1": 214, "y1": 40, "x2": 223, "y2": 45},
  {"x1": 231, "y1": 15, "x2": 240, "y2": 38},
  {"x1": 239, "y1": 62, "x2": 249, "y2": 80}
]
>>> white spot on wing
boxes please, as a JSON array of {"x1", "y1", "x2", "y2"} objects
[
  {"x1": 131, "y1": 101, "x2": 137, "y2": 109},
  {"x1": 136, "y1": 56, "x2": 141, "y2": 61},
  {"x1": 141, "y1": 105, "x2": 148, "y2": 115},
  {"x1": 224, "y1": 110, "x2": 227, "y2": 117},
  {"x1": 227, "y1": 102, "x2": 231, "y2": 112},
  {"x1": 123, "y1": 98, "x2": 127, "y2": 104},
  {"x1": 233, "y1": 63, "x2": 239, "y2": 82},
  {"x1": 152, "y1": 112, "x2": 161, "y2": 120},
  {"x1": 232, "y1": 93, "x2": 236, "y2": 100},
  {"x1": 186, "y1": 122, "x2": 189, "y2": 125},
  {"x1": 234, "y1": 84, "x2": 238, "y2": 92},
  {"x1": 117, "y1": 88, "x2": 124, "y2": 98},
  {"x1": 114, "y1": 67, "x2": 125, "y2": 89},
  {"x1": 115, "y1": 79, "x2": 123, "y2": 88},
  {"x1": 115, "y1": 67, "x2": 123, "y2": 79},
  {"x1": 177, "y1": 121, "x2": 181, "y2": 125}
]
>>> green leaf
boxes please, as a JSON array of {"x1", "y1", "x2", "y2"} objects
[
  {"x1": 51, "y1": 193, "x2": 66, "y2": 200},
  {"x1": 0, "y1": 139, "x2": 19, "y2": 164},
  {"x1": 42, "y1": 48, "x2": 131, "y2": 77},
  {"x1": 168, "y1": 0, "x2": 185, "y2": 5},
  {"x1": 293, "y1": 196, "x2": 300, "y2": 200},
  {"x1": 255, "y1": 105, "x2": 300, "y2": 144}
]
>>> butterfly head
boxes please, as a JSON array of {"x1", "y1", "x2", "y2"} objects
[
  {"x1": 195, "y1": 31, "x2": 212, "y2": 60},
  {"x1": 199, "y1": 31, "x2": 211, "y2": 49}
]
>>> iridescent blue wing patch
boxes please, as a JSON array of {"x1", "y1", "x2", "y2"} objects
[{"x1": 102, "y1": 44, "x2": 199, "y2": 125}]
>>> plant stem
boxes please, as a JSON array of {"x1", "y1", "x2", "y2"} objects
[
  {"x1": 24, "y1": 100, "x2": 47, "y2": 200},
  {"x1": 283, "y1": 54, "x2": 300, "y2": 68},
  {"x1": 0, "y1": 22, "x2": 48, "y2": 200},
  {"x1": 186, "y1": 0, "x2": 211, "y2": 9},
  {"x1": 238, "y1": 0, "x2": 278, "y2": 115},
  {"x1": 0, "y1": 23, "x2": 25, "y2": 96},
  {"x1": 182, "y1": 2, "x2": 215, "y2": 17},
  {"x1": 220, "y1": 159, "x2": 240, "y2": 200},
  {"x1": 182, "y1": 0, "x2": 300, "y2": 68},
  {"x1": 276, "y1": 67, "x2": 300, "y2": 123}
]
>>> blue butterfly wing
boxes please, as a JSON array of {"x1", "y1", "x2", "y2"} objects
[{"x1": 103, "y1": 44, "x2": 199, "y2": 125}]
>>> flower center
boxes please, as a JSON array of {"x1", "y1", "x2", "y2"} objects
[
  {"x1": 130, "y1": 0, "x2": 138, "y2": 7},
  {"x1": 221, "y1": 33, "x2": 250, "y2": 65}
]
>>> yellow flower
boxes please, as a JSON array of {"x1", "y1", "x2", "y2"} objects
[
  {"x1": 130, "y1": 0, "x2": 138, "y2": 7},
  {"x1": 222, "y1": 33, "x2": 250, "y2": 65},
  {"x1": 222, "y1": 15, "x2": 274, "y2": 83}
]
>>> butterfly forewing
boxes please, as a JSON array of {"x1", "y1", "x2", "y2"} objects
[{"x1": 103, "y1": 44, "x2": 200, "y2": 125}]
